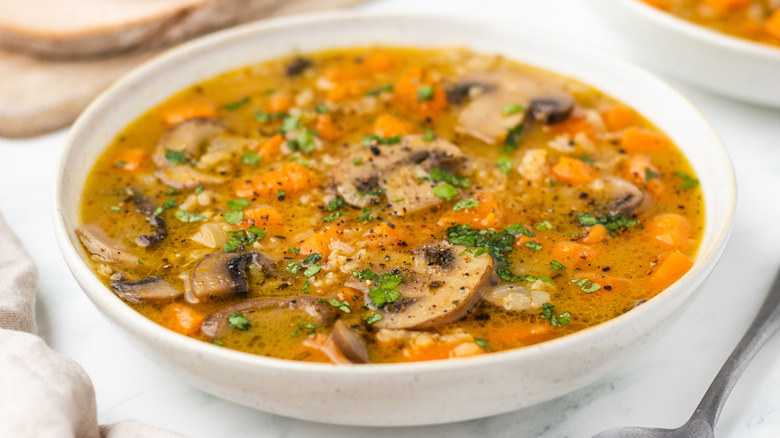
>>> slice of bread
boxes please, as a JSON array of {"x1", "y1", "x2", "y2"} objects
[{"x1": 0, "y1": 0, "x2": 286, "y2": 58}]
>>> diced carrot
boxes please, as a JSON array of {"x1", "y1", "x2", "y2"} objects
[
  {"x1": 326, "y1": 84, "x2": 349, "y2": 102},
  {"x1": 438, "y1": 192, "x2": 502, "y2": 229},
  {"x1": 235, "y1": 162, "x2": 318, "y2": 199},
  {"x1": 575, "y1": 273, "x2": 631, "y2": 295},
  {"x1": 580, "y1": 224, "x2": 609, "y2": 245},
  {"x1": 552, "y1": 241, "x2": 596, "y2": 268},
  {"x1": 161, "y1": 303, "x2": 204, "y2": 336},
  {"x1": 393, "y1": 68, "x2": 447, "y2": 119},
  {"x1": 255, "y1": 134, "x2": 285, "y2": 161},
  {"x1": 372, "y1": 113, "x2": 414, "y2": 138},
  {"x1": 323, "y1": 63, "x2": 365, "y2": 81},
  {"x1": 488, "y1": 323, "x2": 551, "y2": 346},
  {"x1": 648, "y1": 250, "x2": 694, "y2": 289},
  {"x1": 336, "y1": 288, "x2": 364, "y2": 307},
  {"x1": 765, "y1": 10, "x2": 780, "y2": 39},
  {"x1": 602, "y1": 106, "x2": 639, "y2": 132},
  {"x1": 239, "y1": 207, "x2": 284, "y2": 233},
  {"x1": 552, "y1": 115, "x2": 597, "y2": 140},
  {"x1": 163, "y1": 103, "x2": 216, "y2": 125},
  {"x1": 402, "y1": 344, "x2": 453, "y2": 362},
  {"x1": 269, "y1": 94, "x2": 293, "y2": 113},
  {"x1": 551, "y1": 156, "x2": 595, "y2": 185},
  {"x1": 621, "y1": 155, "x2": 665, "y2": 197},
  {"x1": 362, "y1": 222, "x2": 404, "y2": 248},
  {"x1": 112, "y1": 148, "x2": 147, "y2": 172},
  {"x1": 315, "y1": 114, "x2": 343, "y2": 141},
  {"x1": 645, "y1": 214, "x2": 690, "y2": 249},
  {"x1": 702, "y1": 0, "x2": 750, "y2": 13},
  {"x1": 620, "y1": 128, "x2": 669, "y2": 153},
  {"x1": 300, "y1": 223, "x2": 346, "y2": 258},
  {"x1": 364, "y1": 51, "x2": 398, "y2": 74}
]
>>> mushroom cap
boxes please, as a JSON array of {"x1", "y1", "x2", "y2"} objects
[
  {"x1": 201, "y1": 296, "x2": 334, "y2": 338},
  {"x1": 111, "y1": 277, "x2": 183, "y2": 303},
  {"x1": 331, "y1": 135, "x2": 465, "y2": 215},
  {"x1": 372, "y1": 242, "x2": 494, "y2": 330}
]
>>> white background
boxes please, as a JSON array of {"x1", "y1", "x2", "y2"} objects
[{"x1": 2, "y1": 0, "x2": 780, "y2": 436}]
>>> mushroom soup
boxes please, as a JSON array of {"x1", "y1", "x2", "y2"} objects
[
  {"x1": 641, "y1": 0, "x2": 780, "y2": 46},
  {"x1": 78, "y1": 47, "x2": 704, "y2": 364}
]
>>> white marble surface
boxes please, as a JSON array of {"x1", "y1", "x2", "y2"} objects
[{"x1": 1, "y1": 0, "x2": 780, "y2": 436}]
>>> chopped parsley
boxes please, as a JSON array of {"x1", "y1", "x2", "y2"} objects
[
  {"x1": 301, "y1": 280, "x2": 310, "y2": 294},
  {"x1": 432, "y1": 183, "x2": 458, "y2": 201},
  {"x1": 365, "y1": 313, "x2": 383, "y2": 325},
  {"x1": 227, "y1": 197, "x2": 250, "y2": 211},
  {"x1": 165, "y1": 189, "x2": 178, "y2": 196},
  {"x1": 550, "y1": 260, "x2": 566, "y2": 271},
  {"x1": 366, "y1": 84, "x2": 393, "y2": 96},
  {"x1": 164, "y1": 149, "x2": 189, "y2": 165},
  {"x1": 288, "y1": 247, "x2": 300, "y2": 253},
  {"x1": 675, "y1": 171, "x2": 699, "y2": 189},
  {"x1": 285, "y1": 253, "x2": 322, "y2": 276},
  {"x1": 540, "y1": 303, "x2": 570, "y2": 326},
  {"x1": 112, "y1": 160, "x2": 127, "y2": 168},
  {"x1": 277, "y1": 190, "x2": 286, "y2": 201},
  {"x1": 501, "y1": 103, "x2": 525, "y2": 116},
  {"x1": 287, "y1": 129, "x2": 317, "y2": 154},
  {"x1": 362, "y1": 134, "x2": 401, "y2": 146},
  {"x1": 292, "y1": 322, "x2": 317, "y2": 337},
  {"x1": 327, "y1": 196, "x2": 346, "y2": 211},
  {"x1": 368, "y1": 272, "x2": 405, "y2": 308},
  {"x1": 430, "y1": 166, "x2": 471, "y2": 188},
  {"x1": 314, "y1": 104, "x2": 330, "y2": 114},
  {"x1": 351, "y1": 269, "x2": 378, "y2": 280},
  {"x1": 576, "y1": 213, "x2": 639, "y2": 236},
  {"x1": 303, "y1": 263, "x2": 322, "y2": 278},
  {"x1": 500, "y1": 123, "x2": 525, "y2": 154},
  {"x1": 445, "y1": 224, "x2": 519, "y2": 282},
  {"x1": 223, "y1": 226, "x2": 267, "y2": 252},
  {"x1": 570, "y1": 278, "x2": 601, "y2": 293},
  {"x1": 194, "y1": 185, "x2": 203, "y2": 195},
  {"x1": 417, "y1": 85, "x2": 435, "y2": 101},
  {"x1": 289, "y1": 156, "x2": 312, "y2": 168},
  {"x1": 579, "y1": 156, "x2": 595, "y2": 163},
  {"x1": 524, "y1": 241, "x2": 542, "y2": 251},
  {"x1": 223, "y1": 211, "x2": 244, "y2": 224},
  {"x1": 327, "y1": 298, "x2": 352, "y2": 313},
  {"x1": 645, "y1": 167, "x2": 660, "y2": 184},
  {"x1": 175, "y1": 210, "x2": 206, "y2": 223},
  {"x1": 422, "y1": 126, "x2": 436, "y2": 141},
  {"x1": 240, "y1": 150, "x2": 262, "y2": 166},
  {"x1": 474, "y1": 337, "x2": 491, "y2": 349},
  {"x1": 227, "y1": 312, "x2": 251, "y2": 331},
  {"x1": 352, "y1": 157, "x2": 362, "y2": 166},
  {"x1": 523, "y1": 274, "x2": 555, "y2": 285},
  {"x1": 497, "y1": 156, "x2": 512, "y2": 176},
  {"x1": 224, "y1": 96, "x2": 250, "y2": 111},
  {"x1": 109, "y1": 205, "x2": 121, "y2": 212},
  {"x1": 535, "y1": 220, "x2": 554, "y2": 231},
  {"x1": 223, "y1": 197, "x2": 250, "y2": 224},
  {"x1": 280, "y1": 114, "x2": 301, "y2": 133},
  {"x1": 452, "y1": 198, "x2": 479, "y2": 211},
  {"x1": 254, "y1": 110, "x2": 287, "y2": 123},
  {"x1": 323, "y1": 211, "x2": 349, "y2": 222},
  {"x1": 153, "y1": 198, "x2": 178, "y2": 216},
  {"x1": 505, "y1": 223, "x2": 536, "y2": 238}
]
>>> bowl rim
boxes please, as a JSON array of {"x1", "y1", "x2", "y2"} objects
[
  {"x1": 54, "y1": 10, "x2": 737, "y2": 377},
  {"x1": 615, "y1": 0, "x2": 780, "y2": 60}
]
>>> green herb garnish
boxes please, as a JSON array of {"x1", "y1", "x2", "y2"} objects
[
  {"x1": 164, "y1": 149, "x2": 189, "y2": 165},
  {"x1": 225, "y1": 96, "x2": 250, "y2": 111},
  {"x1": 417, "y1": 85, "x2": 435, "y2": 101},
  {"x1": 540, "y1": 303, "x2": 570, "y2": 326},
  {"x1": 497, "y1": 156, "x2": 512, "y2": 176},
  {"x1": 550, "y1": 260, "x2": 566, "y2": 271},
  {"x1": 368, "y1": 272, "x2": 405, "y2": 308},
  {"x1": 175, "y1": 210, "x2": 206, "y2": 223},
  {"x1": 327, "y1": 298, "x2": 351, "y2": 313},
  {"x1": 500, "y1": 123, "x2": 525, "y2": 154},
  {"x1": 365, "y1": 313, "x2": 383, "y2": 325},
  {"x1": 366, "y1": 84, "x2": 393, "y2": 96},
  {"x1": 430, "y1": 166, "x2": 471, "y2": 188},
  {"x1": 570, "y1": 278, "x2": 601, "y2": 293},
  {"x1": 675, "y1": 171, "x2": 699, "y2": 189},
  {"x1": 227, "y1": 312, "x2": 251, "y2": 331},
  {"x1": 432, "y1": 183, "x2": 458, "y2": 201},
  {"x1": 240, "y1": 150, "x2": 262, "y2": 166},
  {"x1": 535, "y1": 220, "x2": 554, "y2": 231},
  {"x1": 501, "y1": 103, "x2": 525, "y2": 116},
  {"x1": 474, "y1": 337, "x2": 491, "y2": 349},
  {"x1": 575, "y1": 213, "x2": 639, "y2": 236},
  {"x1": 327, "y1": 196, "x2": 346, "y2": 211},
  {"x1": 452, "y1": 198, "x2": 479, "y2": 211},
  {"x1": 362, "y1": 134, "x2": 401, "y2": 146}
]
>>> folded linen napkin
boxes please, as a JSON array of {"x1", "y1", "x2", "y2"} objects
[{"x1": 0, "y1": 214, "x2": 185, "y2": 437}]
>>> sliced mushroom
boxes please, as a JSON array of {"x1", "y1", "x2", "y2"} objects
[
  {"x1": 372, "y1": 242, "x2": 494, "y2": 329},
  {"x1": 454, "y1": 71, "x2": 573, "y2": 144},
  {"x1": 330, "y1": 320, "x2": 370, "y2": 364},
  {"x1": 201, "y1": 296, "x2": 333, "y2": 338},
  {"x1": 75, "y1": 224, "x2": 148, "y2": 271},
  {"x1": 445, "y1": 81, "x2": 491, "y2": 105},
  {"x1": 127, "y1": 189, "x2": 167, "y2": 247},
  {"x1": 590, "y1": 176, "x2": 652, "y2": 216},
  {"x1": 189, "y1": 251, "x2": 273, "y2": 302},
  {"x1": 110, "y1": 277, "x2": 183, "y2": 303},
  {"x1": 331, "y1": 135, "x2": 465, "y2": 215},
  {"x1": 152, "y1": 118, "x2": 228, "y2": 189}
]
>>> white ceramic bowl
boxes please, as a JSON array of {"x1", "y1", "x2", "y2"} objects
[
  {"x1": 591, "y1": 0, "x2": 780, "y2": 107},
  {"x1": 53, "y1": 12, "x2": 736, "y2": 426}
]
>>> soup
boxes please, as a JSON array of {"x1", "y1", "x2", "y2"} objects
[
  {"x1": 77, "y1": 47, "x2": 703, "y2": 364},
  {"x1": 641, "y1": 0, "x2": 780, "y2": 46}
]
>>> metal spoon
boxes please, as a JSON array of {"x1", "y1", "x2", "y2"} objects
[{"x1": 593, "y1": 268, "x2": 780, "y2": 438}]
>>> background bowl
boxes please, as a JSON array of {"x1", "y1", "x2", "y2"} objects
[
  {"x1": 53, "y1": 12, "x2": 736, "y2": 426},
  {"x1": 591, "y1": 0, "x2": 780, "y2": 107}
]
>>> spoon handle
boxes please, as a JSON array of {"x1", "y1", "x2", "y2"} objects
[{"x1": 691, "y1": 268, "x2": 780, "y2": 427}]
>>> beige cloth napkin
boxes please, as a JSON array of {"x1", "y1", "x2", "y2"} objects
[{"x1": 0, "y1": 215, "x2": 185, "y2": 438}]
